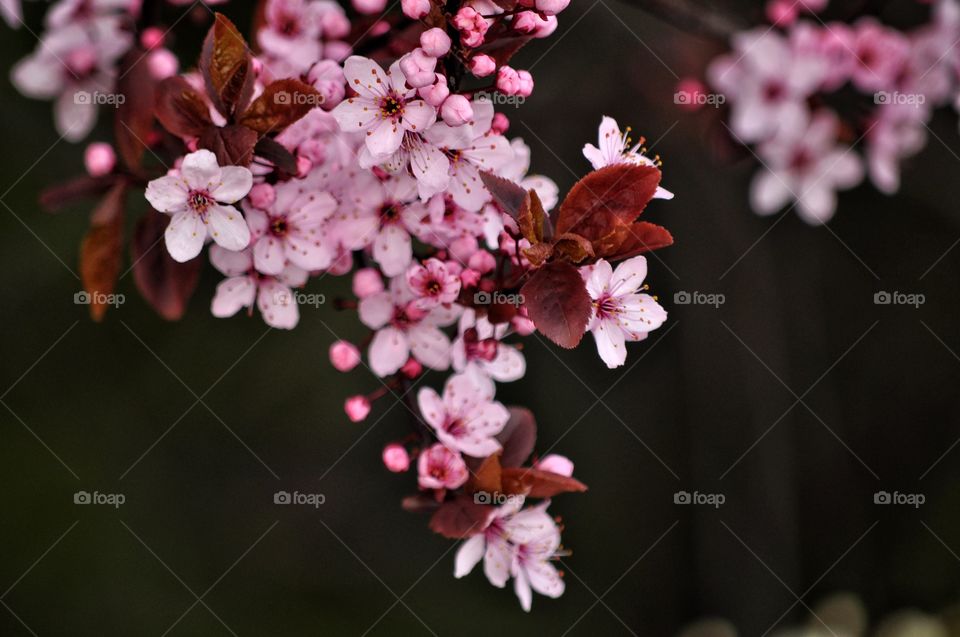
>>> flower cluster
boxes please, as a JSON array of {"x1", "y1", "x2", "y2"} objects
[
  {"x1": 696, "y1": 0, "x2": 960, "y2": 224},
  {"x1": 8, "y1": 0, "x2": 676, "y2": 610}
]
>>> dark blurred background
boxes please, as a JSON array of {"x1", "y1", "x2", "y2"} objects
[{"x1": 3, "y1": 0, "x2": 960, "y2": 634}]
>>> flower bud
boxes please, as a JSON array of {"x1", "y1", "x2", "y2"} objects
[
  {"x1": 140, "y1": 26, "x2": 165, "y2": 49},
  {"x1": 399, "y1": 49, "x2": 438, "y2": 89},
  {"x1": 516, "y1": 70, "x2": 534, "y2": 97},
  {"x1": 535, "y1": 0, "x2": 569, "y2": 15},
  {"x1": 468, "y1": 53, "x2": 496, "y2": 77},
  {"x1": 352, "y1": 0, "x2": 387, "y2": 15},
  {"x1": 496, "y1": 66, "x2": 521, "y2": 95},
  {"x1": 418, "y1": 75, "x2": 450, "y2": 107},
  {"x1": 329, "y1": 340, "x2": 361, "y2": 372},
  {"x1": 148, "y1": 49, "x2": 179, "y2": 80},
  {"x1": 491, "y1": 112, "x2": 510, "y2": 134},
  {"x1": 441, "y1": 94, "x2": 474, "y2": 126},
  {"x1": 401, "y1": 0, "x2": 431, "y2": 19},
  {"x1": 420, "y1": 28, "x2": 451, "y2": 57},
  {"x1": 468, "y1": 250, "x2": 496, "y2": 273},
  {"x1": 84, "y1": 143, "x2": 115, "y2": 177},
  {"x1": 382, "y1": 443, "x2": 411, "y2": 472},
  {"x1": 344, "y1": 395, "x2": 372, "y2": 422},
  {"x1": 353, "y1": 268, "x2": 384, "y2": 298},
  {"x1": 248, "y1": 183, "x2": 275, "y2": 210},
  {"x1": 400, "y1": 357, "x2": 423, "y2": 378}
]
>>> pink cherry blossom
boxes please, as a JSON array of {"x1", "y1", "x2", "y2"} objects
[
  {"x1": 399, "y1": 49, "x2": 437, "y2": 89},
  {"x1": 400, "y1": 0, "x2": 430, "y2": 19},
  {"x1": 417, "y1": 442, "x2": 469, "y2": 490},
  {"x1": 420, "y1": 28, "x2": 451, "y2": 57},
  {"x1": 417, "y1": 371, "x2": 509, "y2": 457},
  {"x1": 353, "y1": 267, "x2": 385, "y2": 298},
  {"x1": 243, "y1": 178, "x2": 338, "y2": 274},
  {"x1": 329, "y1": 340, "x2": 362, "y2": 371},
  {"x1": 452, "y1": 309, "x2": 526, "y2": 382},
  {"x1": 209, "y1": 245, "x2": 308, "y2": 329},
  {"x1": 469, "y1": 54, "x2": 496, "y2": 77},
  {"x1": 84, "y1": 142, "x2": 115, "y2": 177},
  {"x1": 750, "y1": 109, "x2": 864, "y2": 224},
  {"x1": 582, "y1": 116, "x2": 673, "y2": 200},
  {"x1": 536, "y1": 454, "x2": 574, "y2": 476},
  {"x1": 145, "y1": 150, "x2": 253, "y2": 262},
  {"x1": 406, "y1": 258, "x2": 462, "y2": 310},
  {"x1": 580, "y1": 256, "x2": 667, "y2": 369},
  {"x1": 849, "y1": 18, "x2": 910, "y2": 93},
  {"x1": 332, "y1": 56, "x2": 437, "y2": 158},
  {"x1": 453, "y1": 6, "x2": 489, "y2": 48}
]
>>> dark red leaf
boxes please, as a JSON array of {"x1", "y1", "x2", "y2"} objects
[
  {"x1": 39, "y1": 175, "x2": 118, "y2": 212},
  {"x1": 556, "y1": 164, "x2": 661, "y2": 235},
  {"x1": 115, "y1": 49, "x2": 158, "y2": 172},
  {"x1": 520, "y1": 260, "x2": 592, "y2": 348},
  {"x1": 496, "y1": 407, "x2": 537, "y2": 468},
  {"x1": 551, "y1": 232, "x2": 595, "y2": 264},
  {"x1": 199, "y1": 124, "x2": 258, "y2": 166},
  {"x1": 501, "y1": 467, "x2": 588, "y2": 498},
  {"x1": 428, "y1": 495, "x2": 493, "y2": 539},
  {"x1": 480, "y1": 171, "x2": 527, "y2": 219},
  {"x1": 253, "y1": 136, "x2": 297, "y2": 175},
  {"x1": 238, "y1": 79, "x2": 322, "y2": 135},
  {"x1": 131, "y1": 211, "x2": 203, "y2": 320},
  {"x1": 155, "y1": 76, "x2": 213, "y2": 139},
  {"x1": 200, "y1": 13, "x2": 255, "y2": 118},
  {"x1": 401, "y1": 494, "x2": 441, "y2": 513},
  {"x1": 79, "y1": 183, "x2": 126, "y2": 322},
  {"x1": 466, "y1": 453, "x2": 502, "y2": 495},
  {"x1": 606, "y1": 221, "x2": 674, "y2": 260}
]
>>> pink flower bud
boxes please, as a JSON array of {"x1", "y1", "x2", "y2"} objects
[
  {"x1": 353, "y1": 267, "x2": 384, "y2": 298},
  {"x1": 496, "y1": 66, "x2": 521, "y2": 95},
  {"x1": 400, "y1": 357, "x2": 423, "y2": 378},
  {"x1": 324, "y1": 40, "x2": 352, "y2": 62},
  {"x1": 491, "y1": 112, "x2": 510, "y2": 134},
  {"x1": 418, "y1": 75, "x2": 450, "y2": 107},
  {"x1": 766, "y1": 0, "x2": 798, "y2": 26},
  {"x1": 352, "y1": 0, "x2": 387, "y2": 14},
  {"x1": 516, "y1": 70, "x2": 534, "y2": 97},
  {"x1": 440, "y1": 94, "x2": 474, "y2": 126},
  {"x1": 329, "y1": 340, "x2": 361, "y2": 372},
  {"x1": 453, "y1": 7, "x2": 488, "y2": 47},
  {"x1": 140, "y1": 26, "x2": 165, "y2": 49},
  {"x1": 675, "y1": 77, "x2": 708, "y2": 112},
  {"x1": 532, "y1": 15, "x2": 558, "y2": 38},
  {"x1": 401, "y1": 0, "x2": 431, "y2": 19},
  {"x1": 460, "y1": 268, "x2": 481, "y2": 287},
  {"x1": 468, "y1": 53, "x2": 496, "y2": 77},
  {"x1": 468, "y1": 250, "x2": 496, "y2": 273},
  {"x1": 399, "y1": 49, "x2": 438, "y2": 89},
  {"x1": 344, "y1": 395, "x2": 372, "y2": 422},
  {"x1": 147, "y1": 49, "x2": 179, "y2": 80},
  {"x1": 248, "y1": 183, "x2": 275, "y2": 209},
  {"x1": 535, "y1": 0, "x2": 569, "y2": 15},
  {"x1": 382, "y1": 443, "x2": 410, "y2": 472},
  {"x1": 319, "y1": 11, "x2": 350, "y2": 38},
  {"x1": 84, "y1": 143, "x2": 115, "y2": 177},
  {"x1": 512, "y1": 11, "x2": 541, "y2": 34},
  {"x1": 449, "y1": 235, "x2": 478, "y2": 263},
  {"x1": 536, "y1": 454, "x2": 574, "y2": 476},
  {"x1": 420, "y1": 27, "x2": 451, "y2": 57}
]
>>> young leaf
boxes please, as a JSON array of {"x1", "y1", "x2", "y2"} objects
[
  {"x1": 79, "y1": 183, "x2": 126, "y2": 322},
  {"x1": 605, "y1": 221, "x2": 674, "y2": 260},
  {"x1": 466, "y1": 453, "x2": 502, "y2": 495},
  {"x1": 551, "y1": 232, "x2": 595, "y2": 264},
  {"x1": 200, "y1": 13, "x2": 255, "y2": 118},
  {"x1": 520, "y1": 260, "x2": 592, "y2": 348},
  {"x1": 556, "y1": 164, "x2": 661, "y2": 235},
  {"x1": 131, "y1": 211, "x2": 203, "y2": 320},
  {"x1": 155, "y1": 77, "x2": 213, "y2": 139},
  {"x1": 501, "y1": 467, "x2": 588, "y2": 498},
  {"x1": 199, "y1": 124, "x2": 258, "y2": 166},
  {"x1": 238, "y1": 79, "x2": 322, "y2": 135},
  {"x1": 496, "y1": 407, "x2": 537, "y2": 468},
  {"x1": 480, "y1": 170, "x2": 526, "y2": 219},
  {"x1": 428, "y1": 495, "x2": 493, "y2": 539}
]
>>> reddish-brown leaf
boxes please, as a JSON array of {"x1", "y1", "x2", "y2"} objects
[
  {"x1": 40, "y1": 175, "x2": 118, "y2": 212},
  {"x1": 115, "y1": 49, "x2": 158, "y2": 172},
  {"x1": 606, "y1": 221, "x2": 674, "y2": 260},
  {"x1": 496, "y1": 407, "x2": 537, "y2": 468},
  {"x1": 199, "y1": 124, "x2": 258, "y2": 166},
  {"x1": 155, "y1": 76, "x2": 213, "y2": 139},
  {"x1": 238, "y1": 79, "x2": 322, "y2": 135},
  {"x1": 131, "y1": 212, "x2": 203, "y2": 320},
  {"x1": 200, "y1": 13, "x2": 255, "y2": 118},
  {"x1": 480, "y1": 171, "x2": 527, "y2": 219},
  {"x1": 521, "y1": 242, "x2": 553, "y2": 268},
  {"x1": 501, "y1": 467, "x2": 588, "y2": 498},
  {"x1": 428, "y1": 495, "x2": 493, "y2": 539},
  {"x1": 520, "y1": 260, "x2": 592, "y2": 348},
  {"x1": 79, "y1": 183, "x2": 127, "y2": 322},
  {"x1": 466, "y1": 453, "x2": 502, "y2": 495},
  {"x1": 253, "y1": 136, "x2": 297, "y2": 174},
  {"x1": 556, "y1": 164, "x2": 661, "y2": 235},
  {"x1": 551, "y1": 232, "x2": 595, "y2": 264},
  {"x1": 401, "y1": 494, "x2": 441, "y2": 513}
]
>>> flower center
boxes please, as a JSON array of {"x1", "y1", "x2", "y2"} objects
[
  {"x1": 270, "y1": 218, "x2": 289, "y2": 237},
  {"x1": 443, "y1": 418, "x2": 467, "y2": 437},
  {"x1": 379, "y1": 95, "x2": 404, "y2": 119},
  {"x1": 594, "y1": 294, "x2": 619, "y2": 320},
  {"x1": 188, "y1": 190, "x2": 213, "y2": 215}
]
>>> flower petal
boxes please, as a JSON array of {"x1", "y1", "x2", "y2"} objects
[
  {"x1": 180, "y1": 149, "x2": 221, "y2": 189},
  {"x1": 145, "y1": 175, "x2": 189, "y2": 213},
  {"x1": 211, "y1": 166, "x2": 253, "y2": 203},
  {"x1": 206, "y1": 204, "x2": 251, "y2": 251},
  {"x1": 211, "y1": 275, "x2": 256, "y2": 317},
  {"x1": 368, "y1": 326, "x2": 409, "y2": 376},
  {"x1": 164, "y1": 210, "x2": 206, "y2": 262}
]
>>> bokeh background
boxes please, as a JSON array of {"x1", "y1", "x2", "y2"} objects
[{"x1": 3, "y1": 0, "x2": 960, "y2": 634}]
